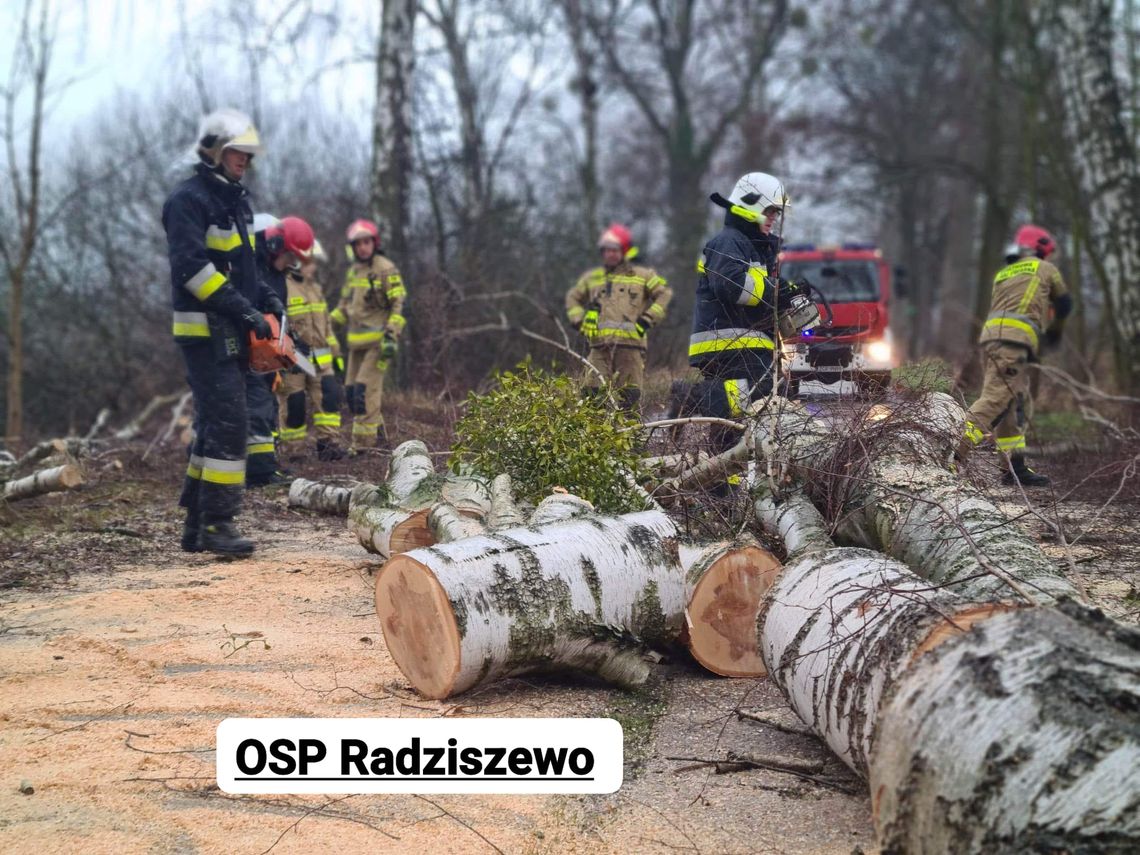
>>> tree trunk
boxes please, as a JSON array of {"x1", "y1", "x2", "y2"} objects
[
  {"x1": 288, "y1": 478, "x2": 358, "y2": 515},
  {"x1": 375, "y1": 509, "x2": 688, "y2": 698},
  {"x1": 755, "y1": 492, "x2": 1140, "y2": 852},
  {"x1": 2, "y1": 463, "x2": 84, "y2": 501},
  {"x1": 371, "y1": 0, "x2": 417, "y2": 262},
  {"x1": 1040, "y1": 0, "x2": 1140, "y2": 387}
]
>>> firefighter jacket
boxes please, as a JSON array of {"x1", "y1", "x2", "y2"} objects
[
  {"x1": 565, "y1": 260, "x2": 671, "y2": 350},
  {"x1": 163, "y1": 163, "x2": 275, "y2": 349},
  {"x1": 689, "y1": 210, "x2": 781, "y2": 370},
  {"x1": 284, "y1": 269, "x2": 340, "y2": 371},
  {"x1": 331, "y1": 254, "x2": 407, "y2": 351},
  {"x1": 978, "y1": 257, "x2": 1069, "y2": 357}
]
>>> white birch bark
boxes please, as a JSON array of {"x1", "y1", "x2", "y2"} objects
[
  {"x1": 287, "y1": 478, "x2": 357, "y2": 516},
  {"x1": 427, "y1": 502, "x2": 487, "y2": 542},
  {"x1": 1039, "y1": 0, "x2": 1140, "y2": 383},
  {"x1": 375, "y1": 510, "x2": 688, "y2": 698},
  {"x1": 484, "y1": 474, "x2": 526, "y2": 530},
  {"x1": 2, "y1": 463, "x2": 84, "y2": 501}
]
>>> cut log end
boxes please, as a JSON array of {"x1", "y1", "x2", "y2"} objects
[
  {"x1": 909, "y1": 603, "x2": 1022, "y2": 664},
  {"x1": 686, "y1": 545, "x2": 782, "y2": 677},
  {"x1": 390, "y1": 508, "x2": 435, "y2": 554},
  {"x1": 375, "y1": 555, "x2": 461, "y2": 700}
]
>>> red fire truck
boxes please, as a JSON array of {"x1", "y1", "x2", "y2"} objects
[{"x1": 777, "y1": 242, "x2": 899, "y2": 397}]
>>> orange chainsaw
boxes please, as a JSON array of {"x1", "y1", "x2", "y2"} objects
[{"x1": 248, "y1": 313, "x2": 316, "y2": 376}]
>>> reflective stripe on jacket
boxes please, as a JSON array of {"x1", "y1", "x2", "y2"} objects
[
  {"x1": 978, "y1": 257, "x2": 1068, "y2": 355},
  {"x1": 333, "y1": 254, "x2": 407, "y2": 350},
  {"x1": 565, "y1": 261, "x2": 671, "y2": 350}
]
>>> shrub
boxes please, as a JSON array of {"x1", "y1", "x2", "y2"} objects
[{"x1": 450, "y1": 362, "x2": 646, "y2": 513}]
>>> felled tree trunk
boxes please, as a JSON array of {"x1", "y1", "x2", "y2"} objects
[
  {"x1": 349, "y1": 441, "x2": 447, "y2": 556},
  {"x1": 376, "y1": 509, "x2": 687, "y2": 698},
  {"x1": 755, "y1": 491, "x2": 1140, "y2": 852},
  {"x1": 288, "y1": 478, "x2": 358, "y2": 515},
  {"x1": 2, "y1": 463, "x2": 84, "y2": 501}
]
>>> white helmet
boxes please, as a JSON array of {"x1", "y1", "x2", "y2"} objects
[
  {"x1": 310, "y1": 239, "x2": 327, "y2": 263},
  {"x1": 196, "y1": 108, "x2": 263, "y2": 165},
  {"x1": 712, "y1": 172, "x2": 790, "y2": 221},
  {"x1": 252, "y1": 212, "x2": 281, "y2": 233}
]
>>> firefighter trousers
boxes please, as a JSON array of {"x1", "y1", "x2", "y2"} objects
[
  {"x1": 584, "y1": 344, "x2": 645, "y2": 412},
  {"x1": 963, "y1": 342, "x2": 1033, "y2": 457},
  {"x1": 245, "y1": 371, "x2": 280, "y2": 479},
  {"x1": 276, "y1": 366, "x2": 343, "y2": 453},
  {"x1": 694, "y1": 351, "x2": 775, "y2": 455},
  {"x1": 179, "y1": 342, "x2": 248, "y2": 521},
  {"x1": 345, "y1": 346, "x2": 388, "y2": 445}
]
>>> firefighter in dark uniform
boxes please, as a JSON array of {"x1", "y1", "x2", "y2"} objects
[
  {"x1": 689, "y1": 172, "x2": 805, "y2": 454},
  {"x1": 163, "y1": 109, "x2": 284, "y2": 556},
  {"x1": 961, "y1": 224, "x2": 1073, "y2": 486},
  {"x1": 245, "y1": 214, "x2": 315, "y2": 485}
]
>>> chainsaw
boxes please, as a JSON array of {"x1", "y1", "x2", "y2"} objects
[{"x1": 248, "y1": 313, "x2": 316, "y2": 376}]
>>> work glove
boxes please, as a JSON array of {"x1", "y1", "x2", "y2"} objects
[
  {"x1": 776, "y1": 277, "x2": 804, "y2": 309},
  {"x1": 635, "y1": 316, "x2": 651, "y2": 337},
  {"x1": 1043, "y1": 328, "x2": 1062, "y2": 350},
  {"x1": 263, "y1": 295, "x2": 286, "y2": 319},
  {"x1": 380, "y1": 333, "x2": 399, "y2": 360},
  {"x1": 243, "y1": 310, "x2": 273, "y2": 340}
]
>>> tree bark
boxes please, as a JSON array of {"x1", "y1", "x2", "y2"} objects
[
  {"x1": 2, "y1": 463, "x2": 84, "y2": 501},
  {"x1": 288, "y1": 478, "x2": 358, "y2": 516},
  {"x1": 375, "y1": 509, "x2": 688, "y2": 698},
  {"x1": 1038, "y1": 0, "x2": 1140, "y2": 386},
  {"x1": 754, "y1": 492, "x2": 1140, "y2": 852},
  {"x1": 371, "y1": 0, "x2": 417, "y2": 262}
]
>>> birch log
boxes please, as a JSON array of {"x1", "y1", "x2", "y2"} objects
[
  {"x1": 755, "y1": 492, "x2": 1140, "y2": 852},
  {"x1": 376, "y1": 510, "x2": 687, "y2": 698},
  {"x1": 288, "y1": 478, "x2": 358, "y2": 515},
  {"x1": 2, "y1": 463, "x2": 85, "y2": 501}
]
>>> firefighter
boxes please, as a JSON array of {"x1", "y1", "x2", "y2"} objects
[
  {"x1": 565, "y1": 223, "x2": 671, "y2": 412},
  {"x1": 246, "y1": 215, "x2": 317, "y2": 484},
  {"x1": 277, "y1": 239, "x2": 346, "y2": 461},
  {"x1": 163, "y1": 108, "x2": 285, "y2": 556},
  {"x1": 329, "y1": 219, "x2": 406, "y2": 451},
  {"x1": 962, "y1": 224, "x2": 1073, "y2": 486},
  {"x1": 689, "y1": 172, "x2": 805, "y2": 453}
]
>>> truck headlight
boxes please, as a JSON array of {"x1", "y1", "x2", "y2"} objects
[{"x1": 867, "y1": 340, "x2": 892, "y2": 364}]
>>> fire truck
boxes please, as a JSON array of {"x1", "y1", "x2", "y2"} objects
[{"x1": 777, "y1": 242, "x2": 900, "y2": 397}]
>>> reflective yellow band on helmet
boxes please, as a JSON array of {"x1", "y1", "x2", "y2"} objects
[
  {"x1": 184, "y1": 263, "x2": 227, "y2": 300},
  {"x1": 724, "y1": 379, "x2": 749, "y2": 416},
  {"x1": 983, "y1": 317, "x2": 1039, "y2": 348},
  {"x1": 199, "y1": 456, "x2": 246, "y2": 485},
  {"x1": 996, "y1": 434, "x2": 1026, "y2": 452},
  {"x1": 729, "y1": 204, "x2": 761, "y2": 223},
  {"x1": 172, "y1": 311, "x2": 210, "y2": 337}
]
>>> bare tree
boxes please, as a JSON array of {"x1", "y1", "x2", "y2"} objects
[
  {"x1": 554, "y1": 0, "x2": 601, "y2": 245},
  {"x1": 371, "y1": 0, "x2": 418, "y2": 263},
  {"x1": 1034, "y1": 0, "x2": 1140, "y2": 388},
  {"x1": 1, "y1": 0, "x2": 54, "y2": 447}
]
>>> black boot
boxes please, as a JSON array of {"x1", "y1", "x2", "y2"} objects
[
  {"x1": 1001, "y1": 455, "x2": 1051, "y2": 487},
  {"x1": 316, "y1": 439, "x2": 347, "y2": 461},
  {"x1": 199, "y1": 517, "x2": 255, "y2": 557},
  {"x1": 247, "y1": 469, "x2": 293, "y2": 487},
  {"x1": 180, "y1": 512, "x2": 202, "y2": 553}
]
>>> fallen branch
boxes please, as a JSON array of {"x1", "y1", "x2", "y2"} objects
[
  {"x1": 3, "y1": 463, "x2": 85, "y2": 502},
  {"x1": 113, "y1": 392, "x2": 182, "y2": 440}
]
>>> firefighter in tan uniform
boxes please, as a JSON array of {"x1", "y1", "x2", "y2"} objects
[
  {"x1": 277, "y1": 240, "x2": 346, "y2": 461},
  {"x1": 565, "y1": 223, "x2": 671, "y2": 412},
  {"x1": 330, "y1": 218, "x2": 406, "y2": 450},
  {"x1": 962, "y1": 224, "x2": 1073, "y2": 486}
]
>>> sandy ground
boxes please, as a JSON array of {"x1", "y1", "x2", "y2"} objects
[{"x1": 0, "y1": 494, "x2": 875, "y2": 855}]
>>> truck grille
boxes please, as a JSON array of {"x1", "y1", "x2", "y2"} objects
[{"x1": 814, "y1": 325, "x2": 866, "y2": 339}]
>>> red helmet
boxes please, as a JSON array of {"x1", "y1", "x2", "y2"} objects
[
  {"x1": 264, "y1": 216, "x2": 315, "y2": 261},
  {"x1": 598, "y1": 223, "x2": 632, "y2": 254},
  {"x1": 1014, "y1": 224, "x2": 1057, "y2": 259},
  {"x1": 346, "y1": 218, "x2": 380, "y2": 244}
]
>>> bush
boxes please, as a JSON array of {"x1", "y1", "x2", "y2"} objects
[
  {"x1": 450, "y1": 363, "x2": 646, "y2": 514},
  {"x1": 892, "y1": 357, "x2": 956, "y2": 394}
]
